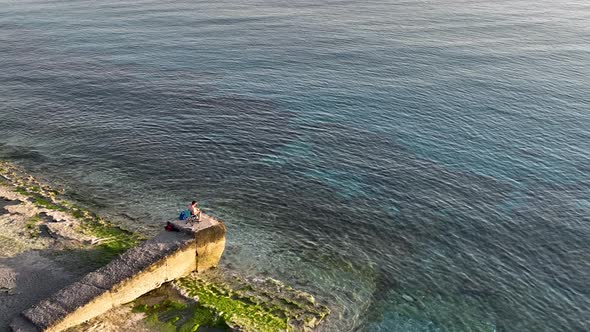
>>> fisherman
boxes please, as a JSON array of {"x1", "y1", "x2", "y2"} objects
[{"x1": 187, "y1": 200, "x2": 202, "y2": 222}]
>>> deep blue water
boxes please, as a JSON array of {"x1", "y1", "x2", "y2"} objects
[{"x1": 1, "y1": 0, "x2": 589, "y2": 330}]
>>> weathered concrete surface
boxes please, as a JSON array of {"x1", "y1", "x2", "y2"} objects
[
  {"x1": 170, "y1": 215, "x2": 227, "y2": 272},
  {"x1": 11, "y1": 217, "x2": 226, "y2": 332}
]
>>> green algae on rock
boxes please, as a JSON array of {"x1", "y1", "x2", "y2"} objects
[
  {"x1": 24, "y1": 214, "x2": 42, "y2": 238},
  {"x1": 131, "y1": 291, "x2": 231, "y2": 332},
  {"x1": 173, "y1": 270, "x2": 330, "y2": 332},
  {"x1": 126, "y1": 261, "x2": 332, "y2": 332},
  {"x1": 0, "y1": 161, "x2": 144, "y2": 263}
]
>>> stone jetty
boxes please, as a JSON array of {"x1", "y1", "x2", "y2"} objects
[{"x1": 10, "y1": 216, "x2": 226, "y2": 332}]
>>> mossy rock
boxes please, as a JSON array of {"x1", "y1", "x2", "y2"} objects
[
  {"x1": 25, "y1": 214, "x2": 42, "y2": 238},
  {"x1": 1, "y1": 161, "x2": 143, "y2": 263},
  {"x1": 174, "y1": 271, "x2": 330, "y2": 332},
  {"x1": 133, "y1": 290, "x2": 230, "y2": 332}
]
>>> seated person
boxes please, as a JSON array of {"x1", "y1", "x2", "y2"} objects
[{"x1": 187, "y1": 200, "x2": 202, "y2": 222}]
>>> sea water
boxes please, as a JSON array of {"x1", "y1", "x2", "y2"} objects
[{"x1": 1, "y1": 0, "x2": 589, "y2": 330}]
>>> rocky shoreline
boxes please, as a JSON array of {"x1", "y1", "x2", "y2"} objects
[{"x1": 0, "y1": 161, "x2": 329, "y2": 332}]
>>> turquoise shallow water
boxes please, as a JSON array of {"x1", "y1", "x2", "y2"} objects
[{"x1": 1, "y1": 0, "x2": 590, "y2": 330}]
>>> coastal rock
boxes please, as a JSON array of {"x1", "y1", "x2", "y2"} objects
[
  {"x1": 0, "y1": 198, "x2": 21, "y2": 215},
  {"x1": 174, "y1": 269, "x2": 330, "y2": 331},
  {"x1": 0, "y1": 266, "x2": 17, "y2": 292},
  {"x1": 44, "y1": 222, "x2": 95, "y2": 243},
  {"x1": 38, "y1": 212, "x2": 61, "y2": 223},
  {"x1": 1, "y1": 162, "x2": 327, "y2": 332}
]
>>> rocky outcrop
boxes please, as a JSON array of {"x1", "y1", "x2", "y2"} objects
[{"x1": 174, "y1": 270, "x2": 331, "y2": 332}]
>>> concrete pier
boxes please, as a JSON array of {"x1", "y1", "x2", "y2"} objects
[{"x1": 10, "y1": 216, "x2": 226, "y2": 332}]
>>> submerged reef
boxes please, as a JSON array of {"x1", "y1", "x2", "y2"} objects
[
  {"x1": 174, "y1": 270, "x2": 330, "y2": 332},
  {"x1": 118, "y1": 270, "x2": 330, "y2": 332}
]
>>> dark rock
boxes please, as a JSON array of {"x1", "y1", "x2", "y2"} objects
[
  {"x1": 38, "y1": 212, "x2": 59, "y2": 223},
  {"x1": 0, "y1": 198, "x2": 21, "y2": 215},
  {"x1": 37, "y1": 224, "x2": 52, "y2": 238}
]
